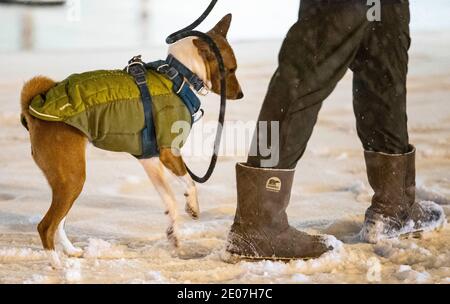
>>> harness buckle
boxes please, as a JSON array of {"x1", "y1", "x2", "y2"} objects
[
  {"x1": 127, "y1": 64, "x2": 147, "y2": 85},
  {"x1": 166, "y1": 67, "x2": 179, "y2": 80},
  {"x1": 156, "y1": 64, "x2": 169, "y2": 73},
  {"x1": 156, "y1": 64, "x2": 179, "y2": 80}
]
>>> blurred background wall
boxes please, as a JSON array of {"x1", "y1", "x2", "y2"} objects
[{"x1": 0, "y1": 0, "x2": 450, "y2": 52}]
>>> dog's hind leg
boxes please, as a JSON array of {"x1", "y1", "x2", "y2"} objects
[
  {"x1": 30, "y1": 120, "x2": 87, "y2": 268},
  {"x1": 140, "y1": 157, "x2": 180, "y2": 248},
  {"x1": 159, "y1": 148, "x2": 199, "y2": 219}
]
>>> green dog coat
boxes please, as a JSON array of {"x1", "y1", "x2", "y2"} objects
[{"x1": 28, "y1": 69, "x2": 192, "y2": 157}]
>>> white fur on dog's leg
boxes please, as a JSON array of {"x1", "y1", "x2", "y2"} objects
[
  {"x1": 57, "y1": 218, "x2": 83, "y2": 257},
  {"x1": 47, "y1": 250, "x2": 62, "y2": 269},
  {"x1": 178, "y1": 173, "x2": 199, "y2": 219},
  {"x1": 140, "y1": 158, "x2": 180, "y2": 247}
]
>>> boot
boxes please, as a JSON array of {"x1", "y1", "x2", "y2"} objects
[
  {"x1": 226, "y1": 163, "x2": 335, "y2": 260},
  {"x1": 361, "y1": 145, "x2": 446, "y2": 243}
]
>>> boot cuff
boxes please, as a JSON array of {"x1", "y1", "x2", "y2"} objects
[
  {"x1": 237, "y1": 162, "x2": 295, "y2": 172},
  {"x1": 364, "y1": 144, "x2": 415, "y2": 158}
]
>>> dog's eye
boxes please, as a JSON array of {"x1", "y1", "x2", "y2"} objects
[{"x1": 229, "y1": 67, "x2": 236, "y2": 73}]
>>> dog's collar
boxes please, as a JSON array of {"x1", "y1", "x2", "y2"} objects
[{"x1": 145, "y1": 55, "x2": 209, "y2": 96}]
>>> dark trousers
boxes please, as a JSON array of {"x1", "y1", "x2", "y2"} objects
[{"x1": 247, "y1": 0, "x2": 411, "y2": 169}]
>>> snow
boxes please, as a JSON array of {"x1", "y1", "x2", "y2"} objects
[
  {"x1": 83, "y1": 238, "x2": 127, "y2": 259},
  {"x1": 0, "y1": 33, "x2": 449, "y2": 283},
  {"x1": 0, "y1": 247, "x2": 46, "y2": 262},
  {"x1": 64, "y1": 259, "x2": 82, "y2": 283},
  {"x1": 23, "y1": 274, "x2": 53, "y2": 284},
  {"x1": 395, "y1": 266, "x2": 431, "y2": 284},
  {"x1": 291, "y1": 273, "x2": 311, "y2": 283}
]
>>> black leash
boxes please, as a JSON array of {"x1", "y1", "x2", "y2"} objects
[{"x1": 165, "y1": 0, "x2": 226, "y2": 184}]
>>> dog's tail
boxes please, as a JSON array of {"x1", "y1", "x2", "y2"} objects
[{"x1": 20, "y1": 76, "x2": 56, "y2": 130}]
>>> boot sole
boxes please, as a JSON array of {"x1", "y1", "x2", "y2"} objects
[
  {"x1": 221, "y1": 251, "x2": 314, "y2": 264},
  {"x1": 369, "y1": 220, "x2": 446, "y2": 243},
  {"x1": 399, "y1": 230, "x2": 424, "y2": 240},
  {"x1": 398, "y1": 222, "x2": 446, "y2": 240}
]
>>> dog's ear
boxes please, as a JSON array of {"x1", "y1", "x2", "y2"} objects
[
  {"x1": 210, "y1": 14, "x2": 232, "y2": 38},
  {"x1": 193, "y1": 38, "x2": 214, "y2": 61}
]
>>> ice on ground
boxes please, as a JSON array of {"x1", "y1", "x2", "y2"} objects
[
  {"x1": 291, "y1": 273, "x2": 311, "y2": 283},
  {"x1": 24, "y1": 274, "x2": 53, "y2": 284},
  {"x1": 395, "y1": 266, "x2": 431, "y2": 283},
  {"x1": 64, "y1": 259, "x2": 82, "y2": 283},
  {"x1": 144, "y1": 271, "x2": 167, "y2": 283},
  {"x1": 83, "y1": 238, "x2": 127, "y2": 259},
  {"x1": 0, "y1": 247, "x2": 46, "y2": 262}
]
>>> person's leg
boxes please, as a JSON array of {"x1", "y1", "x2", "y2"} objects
[
  {"x1": 351, "y1": 2, "x2": 410, "y2": 154},
  {"x1": 227, "y1": 1, "x2": 371, "y2": 260},
  {"x1": 247, "y1": 1, "x2": 370, "y2": 169},
  {"x1": 351, "y1": 2, "x2": 446, "y2": 242}
]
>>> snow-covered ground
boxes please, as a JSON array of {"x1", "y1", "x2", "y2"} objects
[{"x1": 0, "y1": 33, "x2": 449, "y2": 283}]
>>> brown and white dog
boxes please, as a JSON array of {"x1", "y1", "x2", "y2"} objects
[{"x1": 20, "y1": 14, "x2": 243, "y2": 268}]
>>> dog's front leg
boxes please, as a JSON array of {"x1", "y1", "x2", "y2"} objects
[
  {"x1": 158, "y1": 148, "x2": 199, "y2": 219},
  {"x1": 177, "y1": 173, "x2": 199, "y2": 220},
  {"x1": 140, "y1": 158, "x2": 179, "y2": 248}
]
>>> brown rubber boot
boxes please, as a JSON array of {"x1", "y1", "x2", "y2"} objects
[
  {"x1": 225, "y1": 163, "x2": 335, "y2": 260},
  {"x1": 361, "y1": 145, "x2": 446, "y2": 243}
]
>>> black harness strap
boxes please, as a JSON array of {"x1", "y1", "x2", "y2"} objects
[{"x1": 127, "y1": 55, "x2": 158, "y2": 158}]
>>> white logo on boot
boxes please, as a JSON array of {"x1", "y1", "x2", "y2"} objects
[{"x1": 266, "y1": 177, "x2": 281, "y2": 192}]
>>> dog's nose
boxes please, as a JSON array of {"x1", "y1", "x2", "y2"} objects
[{"x1": 236, "y1": 91, "x2": 244, "y2": 99}]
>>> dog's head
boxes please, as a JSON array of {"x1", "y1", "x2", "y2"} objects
[{"x1": 193, "y1": 14, "x2": 243, "y2": 100}]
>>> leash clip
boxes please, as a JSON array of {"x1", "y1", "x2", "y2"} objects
[
  {"x1": 129, "y1": 55, "x2": 143, "y2": 63},
  {"x1": 127, "y1": 55, "x2": 147, "y2": 85},
  {"x1": 127, "y1": 55, "x2": 144, "y2": 72}
]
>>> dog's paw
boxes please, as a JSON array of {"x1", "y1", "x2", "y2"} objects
[
  {"x1": 184, "y1": 193, "x2": 200, "y2": 220},
  {"x1": 46, "y1": 250, "x2": 62, "y2": 270},
  {"x1": 166, "y1": 226, "x2": 179, "y2": 248},
  {"x1": 185, "y1": 203, "x2": 199, "y2": 220},
  {"x1": 64, "y1": 247, "x2": 84, "y2": 258}
]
